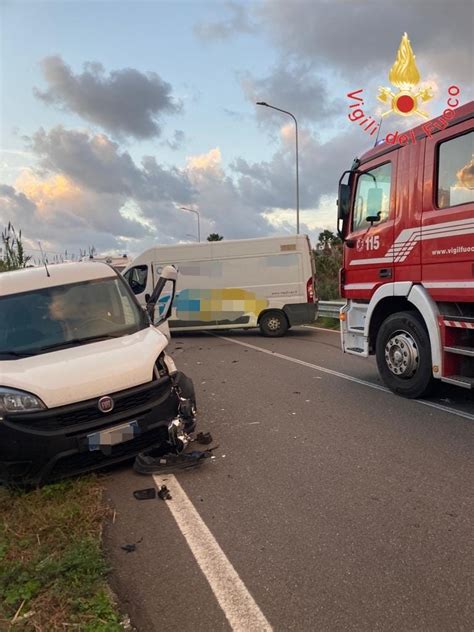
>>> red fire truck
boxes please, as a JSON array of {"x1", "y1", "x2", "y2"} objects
[{"x1": 337, "y1": 101, "x2": 473, "y2": 398}]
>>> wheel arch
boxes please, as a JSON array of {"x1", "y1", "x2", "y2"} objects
[{"x1": 365, "y1": 283, "x2": 442, "y2": 377}]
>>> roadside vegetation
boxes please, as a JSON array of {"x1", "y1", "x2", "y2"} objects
[
  {"x1": 312, "y1": 316, "x2": 340, "y2": 330},
  {"x1": 0, "y1": 223, "x2": 31, "y2": 272},
  {"x1": 313, "y1": 230, "x2": 342, "y2": 301},
  {"x1": 0, "y1": 477, "x2": 122, "y2": 630}
]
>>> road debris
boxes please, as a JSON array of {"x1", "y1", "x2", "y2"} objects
[
  {"x1": 121, "y1": 537, "x2": 143, "y2": 553},
  {"x1": 168, "y1": 418, "x2": 191, "y2": 452},
  {"x1": 157, "y1": 485, "x2": 172, "y2": 500},
  {"x1": 196, "y1": 431, "x2": 213, "y2": 445},
  {"x1": 133, "y1": 488, "x2": 156, "y2": 500},
  {"x1": 134, "y1": 446, "x2": 218, "y2": 474}
]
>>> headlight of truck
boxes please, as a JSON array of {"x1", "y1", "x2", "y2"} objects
[{"x1": 0, "y1": 387, "x2": 46, "y2": 414}]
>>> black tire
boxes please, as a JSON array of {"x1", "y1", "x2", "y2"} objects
[
  {"x1": 375, "y1": 311, "x2": 434, "y2": 399},
  {"x1": 259, "y1": 311, "x2": 289, "y2": 337}
]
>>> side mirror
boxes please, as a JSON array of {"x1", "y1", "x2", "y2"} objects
[
  {"x1": 337, "y1": 169, "x2": 357, "y2": 240},
  {"x1": 366, "y1": 187, "x2": 383, "y2": 224},
  {"x1": 146, "y1": 265, "x2": 178, "y2": 325},
  {"x1": 337, "y1": 183, "x2": 351, "y2": 221}
]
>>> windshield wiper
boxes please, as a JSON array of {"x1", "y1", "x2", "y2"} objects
[
  {"x1": 37, "y1": 333, "x2": 123, "y2": 353},
  {"x1": 0, "y1": 333, "x2": 128, "y2": 359}
]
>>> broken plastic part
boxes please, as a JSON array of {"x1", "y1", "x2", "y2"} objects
[
  {"x1": 133, "y1": 488, "x2": 156, "y2": 500},
  {"x1": 157, "y1": 485, "x2": 172, "y2": 500},
  {"x1": 168, "y1": 418, "x2": 190, "y2": 453},
  {"x1": 134, "y1": 446, "x2": 218, "y2": 475},
  {"x1": 121, "y1": 537, "x2": 143, "y2": 553},
  {"x1": 196, "y1": 431, "x2": 213, "y2": 445},
  {"x1": 163, "y1": 354, "x2": 177, "y2": 375}
]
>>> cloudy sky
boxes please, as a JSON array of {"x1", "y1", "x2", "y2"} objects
[{"x1": 1, "y1": 0, "x2": 472, "y2": 259}]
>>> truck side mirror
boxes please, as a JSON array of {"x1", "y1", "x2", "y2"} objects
[
  {"x1": 337, "y1": 183, "x2": 351, "y2": 221},
  {"x1": 146, "y1": 265, "x2": 178, "y2": 325},
  {"x1": 366, "y1": 187, "x2": 383, "y2": 224},
  {"x1": 337, "y1": 168, "x2": 358, "y2": 240}
]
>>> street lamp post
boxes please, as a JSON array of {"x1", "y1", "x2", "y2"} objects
[
  {"x1": 180, "y1": 206, "x2": 201, "y2": 242},
  {"x1": 256, "y1": 101, "x2": 300, "y2": 234}
]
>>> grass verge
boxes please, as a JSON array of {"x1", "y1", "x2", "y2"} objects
[
  {"x1": 0, "y1": 476, "x2": 122, "y2": 630},
  {"x1": 310, "y1": 317, "x2": 340, "y2": 331}
]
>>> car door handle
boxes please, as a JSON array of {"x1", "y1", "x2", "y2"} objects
[{"x1": 379, "y1": 268, "x2": 392, "y2": 278}]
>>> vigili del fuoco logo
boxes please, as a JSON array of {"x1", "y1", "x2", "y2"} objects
[{"x1": 347, "y1": 33, "x2": 461, "y2": 147}]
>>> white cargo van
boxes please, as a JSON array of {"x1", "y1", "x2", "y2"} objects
[
  {"x1": 123, "y1": 235, "x2": 318, "y2": 336},
  {"x1": 0, "y1": 262, "x2": 196, "y2": 484}
]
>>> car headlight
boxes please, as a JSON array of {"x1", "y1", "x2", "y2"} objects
[{"x1": 0, "y1": 387, "x2": 46, "y2": 414}]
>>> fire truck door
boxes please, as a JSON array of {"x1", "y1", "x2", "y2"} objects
[{"x1": 343, "y1": 157, "x2": 397, "y2": 300}]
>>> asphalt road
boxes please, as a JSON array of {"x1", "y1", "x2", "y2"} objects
[{"x1": 104, "y1": 327, "x2": 474, "y2": 632}]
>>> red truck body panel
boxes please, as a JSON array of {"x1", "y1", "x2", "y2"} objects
[{"x1": 342, "y1": 101, "x2": 473, "y2": 305}]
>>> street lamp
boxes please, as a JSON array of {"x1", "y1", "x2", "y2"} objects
[
  {"x1": 179, "y1": 206, "x2": 200, "y2": 242},
  {"x1": 256, "y1": 101, "x2": 300, "y2": 234}
]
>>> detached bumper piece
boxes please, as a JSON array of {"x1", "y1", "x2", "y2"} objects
[
  {"x1": 134, "y1": 445, "x2": 216, "y2": 474},
  {"x1": 134, "y1": 418, "x2": 216, "y2": 475}
]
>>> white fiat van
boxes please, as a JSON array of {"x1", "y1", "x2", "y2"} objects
[
  {"x1": 123, "y1": 235, "x2": 318, "y2": 336},
  {"x1": 0, "y1": 262, "x2": 196, "y2": 484}
]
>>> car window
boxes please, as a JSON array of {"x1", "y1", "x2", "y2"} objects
[
  {"x1": 353, "y1": 163, "x2": 392, "y2": 232},
  {"x1": 437, "y1": 131, "x2": 474, "y2": 209},
  {"x1": 124, "y1": 265, "x2": 148, "y2": 294}
]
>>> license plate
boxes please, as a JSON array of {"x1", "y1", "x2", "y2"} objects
[{"x1": 88, "y1": 420, "x2": 139, "y2": 452}]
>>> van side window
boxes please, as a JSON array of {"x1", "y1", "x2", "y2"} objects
[
  {"x1": 124, "y1": 265, "x2": 148, "y2": 294},
  {"x1": 437, "y1": 131, "x2": 474, "y2": 209},
  {"x1": 353, "y1": 163, "x2": 392, "y2": 232}
]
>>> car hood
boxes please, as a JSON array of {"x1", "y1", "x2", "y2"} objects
[{"x1": 0, "y1": 327, "x2": 168, "y2": 408}]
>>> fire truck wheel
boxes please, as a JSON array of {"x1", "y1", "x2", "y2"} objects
[
  {"x1": 259, "y1": 310, "x2": 289, "y2": 337},
  {"x1": 376, "y1": 311, "x2": 434, "y2": 399}
]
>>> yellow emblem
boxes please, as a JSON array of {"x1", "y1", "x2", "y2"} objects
[{"x1": 378, "y1": 33, "x2": 432, "y2": 118}]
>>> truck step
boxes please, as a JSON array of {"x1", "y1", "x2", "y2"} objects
[
  {"x1": 348, "y1": 326, "x2": 364, "y2": 332},
  {"x1": 444, "y1": 345, "x2": 474, "y2": 358},
  {"x1": 441, "y1": 375, "x2": 474, "y2": 389},
  {"x1": 346, "y1": 347, "x2": 364, "y2": 354}
]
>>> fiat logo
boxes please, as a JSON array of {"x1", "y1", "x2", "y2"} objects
[{"x1": 98, "y1": 396, "x2": 114, "y2": 413}]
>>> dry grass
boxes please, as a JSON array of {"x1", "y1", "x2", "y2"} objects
[{"x1": 0, "y1": 476, "x2": 122, "y2": 631}]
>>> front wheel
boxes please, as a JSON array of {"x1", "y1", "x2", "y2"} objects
[
  {"x1": 375, "y1": 311, "x2": 434, "y2": 399},
  {"x1": 259, "y1": 311, "x2": 289, "y2": 337}
]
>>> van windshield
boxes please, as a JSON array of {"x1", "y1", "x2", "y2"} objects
[{"x1": 0, "y1": 276, "x2": 148, "y2": 359}]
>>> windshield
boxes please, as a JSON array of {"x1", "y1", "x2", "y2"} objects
[{"x1": 0, "y1": 276, "x2": 148, "y2": 358}]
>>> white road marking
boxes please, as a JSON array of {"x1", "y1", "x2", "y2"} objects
[
  {"x1": 215, "y1": 335, "x2": 474, "y2": 422},
  {"x1": 153, "y1": 473, "x2": 273, "y2": 632},
  {"x1": 302, "y1": 325, "x2": 339, "y2": 333}
]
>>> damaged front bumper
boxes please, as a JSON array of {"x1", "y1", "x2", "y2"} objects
[{"x1": 0, "y1": 372, "x2": 196, "y2": 485}]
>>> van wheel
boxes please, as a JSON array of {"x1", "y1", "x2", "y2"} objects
[
  {"x1": 259, "y1": 311, "x2": 289, "y2": 337},
  {"x1": 375, "y1": 311, "x2": 434, "y2": 399}
]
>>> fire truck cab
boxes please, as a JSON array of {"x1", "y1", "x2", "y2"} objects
[{"x1": 337, "y1": 101, "x2": 473, "y2": 398}]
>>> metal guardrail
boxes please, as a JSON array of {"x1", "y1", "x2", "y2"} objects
[{"x1": 318, "y1": 300, "x2": 345, "y2": 319}]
